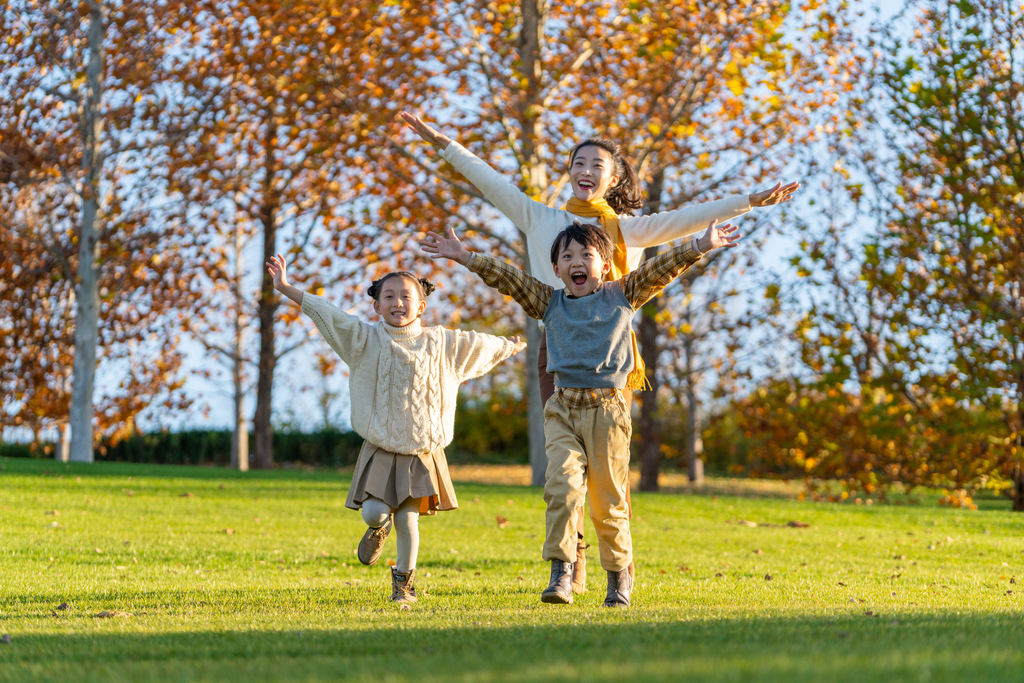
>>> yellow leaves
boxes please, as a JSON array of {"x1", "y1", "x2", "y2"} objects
[
  {"x1": 271, "y1": 35, "x2": 283, "y2": 47},
  {"x1": 726, "y1": 79, "x2": 745, "y2": 97}
]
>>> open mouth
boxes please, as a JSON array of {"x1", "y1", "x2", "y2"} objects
[
  {"x1": 577, "y1": 179, "x2": 595, "y2": 190},
  {"x1": 571, "y1": 272, "x2": 588, "y2": 287}
]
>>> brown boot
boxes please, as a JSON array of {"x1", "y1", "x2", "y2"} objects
[
  {"x1": 572, "y1": 540, "x2": 590, "y2": 594},
  {"x1": 390, "y1": 566, "x2": 418, "y2": 604},
  {"x1": 603, "y1": 567, "x2": 633, "y2": 608},
  {"x1": 357, "y1": 515, "x2": 392, "y2": 566}
]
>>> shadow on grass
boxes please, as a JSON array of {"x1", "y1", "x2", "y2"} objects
[{"x1": 0, "y1": 609, "x2": 1022, "y2": 683}]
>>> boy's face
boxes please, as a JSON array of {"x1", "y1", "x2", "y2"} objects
[
  {"x1": 552, "y1": 238, "x2": 611, "y2": 297},
  {"x1": 373, "y1": 276, "x2": 426, "y2": 327},
  {"x1": 570, "y1": 145, "x2": 619, "y2": 203}
]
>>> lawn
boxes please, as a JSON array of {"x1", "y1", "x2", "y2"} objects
[{"x1": 1, "y1": 457, "x2": 1022, "y2": 683}]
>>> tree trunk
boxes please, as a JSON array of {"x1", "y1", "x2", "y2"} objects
[
  {"x1": 229, "y1": 198, "x2": 249, "y2": 471},
  {"x1": 526, "y1": 316, "x2": 546, "y2": 486},
  {"x1": 517, "y1": 0, "x2": 549, "y2": 485},
  {"x1": 682, "y1": 326, "x2": 704, "y2": 485},
  {"x1": 252, "y1": 117, "x2": 279, "y2": 470},
  {"x1": 69, "y1": 2, "x2": 106, "y2": 464},
  {"x1": 638, "y1": 167, "x2": 665, "y2": 492},
  {"x1": 55, "y1": 422, "x2": 70, "y2": 463},
  {"x1": 1012, "y1": 463, "x2": 1024, "y2": 512}
]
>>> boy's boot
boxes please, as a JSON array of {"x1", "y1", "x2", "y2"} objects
[
  {"x1": 572, "y1": 538, "x2": 590, "y2": 594},
  {"x1": 541, "y1": 559, "x2": 574, "y2": 604},
  {"x1": 357, "y1": 515, "x2": 393, "y2": 565},
  {"x1": 603, "y1": 567, "x2": 633, "y2": 608},
  {"x1": 390, "y1": 566, "x2": 418, "y2": 604}
]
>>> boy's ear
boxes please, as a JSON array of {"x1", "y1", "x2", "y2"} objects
[
  {"x1": 601, "y1": 260, "x2": 611, "y2": 274},
  {"x1": 552, "y1": 262, "x2": 561, "y2": 278}
]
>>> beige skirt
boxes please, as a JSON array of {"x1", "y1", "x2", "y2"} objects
[{"x1": 345, "y1": 441, "x2": 458, "y2": 515}]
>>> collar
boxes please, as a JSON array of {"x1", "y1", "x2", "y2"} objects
[
  {"x1": 564, "y1": 282, "x2": 605, "y2": 300},
  {"x1": 380, "y1": 318, "x2": 423, "y2": 341}
]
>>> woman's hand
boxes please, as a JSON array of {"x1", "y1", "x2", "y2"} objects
[
  {"x1": 400, "y1": 112, "x2": 453, "y2": 150},
  {"x1": 508, "y1": 336, "x2": 527, "y2": 354},
  {"x1": 696, "y1": 219, "x2": 742, "y2": 254},
  {"x1": 265, "y1": 254, "x2": 304, "y2": 306},
  {"x1": 749, "y1": 181, "x2": 800, "y2": 208},
  {"x1": 266, "y1": 254, "x2": 290, "y2": 290},
  {"x1": 421, "y1": 227, "x2": 473, "y2": 266}
]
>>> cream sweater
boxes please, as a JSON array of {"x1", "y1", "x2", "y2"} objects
[
  {"x1": 301, "y1": 293, "x2": 516, "y2": 455},
  {"x1": 442, "y1": 141, "x2": 752, "y2": 288}
]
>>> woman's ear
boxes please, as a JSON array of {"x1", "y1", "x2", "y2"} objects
[{"x1": 609, "y1": 174, "x2": 620, "y2": 189}]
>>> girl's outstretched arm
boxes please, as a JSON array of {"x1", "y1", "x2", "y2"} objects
[{"x1": 401, "y1": 111, "x2": 561, "y2": 237}]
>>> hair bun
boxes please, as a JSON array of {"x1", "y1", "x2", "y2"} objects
[
  {"x1": 366, "y1": 281, "x2": 380, "y2": 299},
  {"x1": 419, "y1": 278, "x2": 436, "y2": 297}
]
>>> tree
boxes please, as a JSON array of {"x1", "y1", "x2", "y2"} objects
[
  {"x1": 1, "y1": 1, "x2": 196, "y2": 458},
  {"x1": 166, "y1": 0, "x2": 426, "y2": 467},
  {"x1": 377, "y1": 0, "x2": 857, "y2": 486}
]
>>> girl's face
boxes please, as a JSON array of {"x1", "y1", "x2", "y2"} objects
[
  {"x1": 570, "y1": 145, "x2": 619, "y2": 203},
  {"x1": 373, "y1": 276, "x2": 426, "y2": 327}
]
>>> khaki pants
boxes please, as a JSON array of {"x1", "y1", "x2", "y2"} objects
[{"x1": 542, "y1": 393, "x2": 632, "y2": 572}]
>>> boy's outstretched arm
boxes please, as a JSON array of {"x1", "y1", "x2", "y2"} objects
[
  {"x1": 266, "y1": 254, "x2": 304, "y2": 305},
  {"x1": 622, "y1": 219, "x2": 743, "y2": 310},
  {"x1": 421, "y1": 228, "x2": 553, "y2": 320}
]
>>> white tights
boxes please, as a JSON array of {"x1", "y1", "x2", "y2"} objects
[{"x1": 361, "y1": 496, "x2": 420, "y2": 572}]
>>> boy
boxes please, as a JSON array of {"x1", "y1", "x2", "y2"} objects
[{"x1": 422, "y1": 218, "x2": 741, "y2": 607}]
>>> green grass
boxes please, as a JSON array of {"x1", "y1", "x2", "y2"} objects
[{"x1": 1, "y1": 457, "x2": 1022, "y2": 683}]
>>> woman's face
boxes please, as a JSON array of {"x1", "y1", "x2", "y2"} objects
[
  {"x1": 373, "y1": 276, "x2": 426, "y2": 327},
  {"x1": 570, "y1": 145, "x2": 619, "y2": 203}
]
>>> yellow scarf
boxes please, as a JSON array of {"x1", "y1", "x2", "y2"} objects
[{"x1": 563, "y1": 197, "x2": 650, "y2": 391}]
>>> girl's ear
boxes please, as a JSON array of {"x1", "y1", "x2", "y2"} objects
[
  {"x1": 372, "y1": 300, "x2": 381, "y2": 315},
  {"x1": 417, "y1": 299, "x2": 427, "y2": 316}
]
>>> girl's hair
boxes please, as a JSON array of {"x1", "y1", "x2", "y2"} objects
[
  {"x1": 568, "y1": 138, "x2": 645, "y2": 216},
  {"x1": 366, "y1": 272, "x2": 436, "y2": 301},
  {"x1": 550, "y1": 221, "x2": 614, "y2": 264}
]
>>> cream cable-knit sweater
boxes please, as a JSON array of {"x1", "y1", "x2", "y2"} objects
[
  {"x1": 301, "y1": 293, "x2": 516, "y2": 456},
  {"x1": 441, "y1": 141, "x2": 752, "y2": 289}
]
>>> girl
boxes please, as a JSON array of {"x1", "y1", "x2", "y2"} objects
[
  {"x1": 267, "y1": 254, "x2": 526, "y2": 604},
  {"x1": 401, "y1": 112, "x2": 798, "y2": 593}
]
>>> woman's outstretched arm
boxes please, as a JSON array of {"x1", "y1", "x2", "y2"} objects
[{"x1": 401, "y1": 112, "x2": 562, "y2": 237}]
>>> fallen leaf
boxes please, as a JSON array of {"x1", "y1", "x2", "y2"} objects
[
  {"x1": 715, "y1": 572, "x2": 724, "y2": 577},
  {"x1": 219, "y1": 484, "x2": 225, "y2": 489},
  {"x1": 787, "y1": 520, "x2": 809, "y2": 528},
  {"x1": 94, "y1": 548, "x2": 103, "y2": 554},
  {"x1": 740, "y1": 520, "x2": 757, "y2": 527},
  {"x1": 115, "y1": 566, "x2": 127, "y2": 570},
  {"x1": 224, "y1": 528, "x2": 235, "y2": 535},
  {"x1": 1011, "y1": 577, "x2": 1017, "y2": 584},
  {"x1": 125, "y1": 490, "x2": 134, "y2": 497},
  {"x1": 45, "y1": 510, "x2": 59, "y2": 516},
  {"x1": 506, "y1": 499, "x2": 515, "y2": 506},
  {"x1": 57, "y1": 603, "x2": 69, "y2": 610},
  {"x1": 838, "y1": 631, "x2": 849, "y2": 638},
  {"x1": 837, "y1": 582, "x2": 846, "y2": 586},
  {"x1": 753, "y1": 549, "x2": 764, "y2": 555},
  {"x1": 388, "y1": 559, "x2": 396, "y2": 567},
  {"x1": 659, "y1": 569, "x2": 667, "y2": 574},
  {"x1": 95, "y1": 611, "x2": 133, "y2": 618},
  {"x1": 496, "y1": 515, "x2": 508, "y2": 529},
  {"x1": 180, "y1": 492, "x2": 195, "y2": 498},
  {"x1": 894, "y1": 555, "x2": 906, "y2": 560},
  {"x1": 399, "y1": 604, "x2": 410, "y2": 611},
  {"x1": 764, "y1": 574, "x2": 773, "y2": 581},
  {"x1": 472, "y1": 498, "x2": 481, "y2": 504},
  {"x1": 1, "y1": 634, "x2": 9, "y2": 645},
  {"x1": 679, "y1": 564, "x2": 691, "y2": 572}
]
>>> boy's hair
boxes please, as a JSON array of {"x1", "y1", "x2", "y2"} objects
[
  {"x1": 549, "y1": 221, "x2": 614, "y2": 265},
  {"x1": 568, "y1": 138, "x2": 644, "y2": 216},
  {"x1": 366, "y1": 272, "x2": 436, "y2": 301}
]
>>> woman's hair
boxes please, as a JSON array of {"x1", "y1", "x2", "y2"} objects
[
  {"x1": 568, "y1": 138, "x2": 645, "y2": 216},
  {"x1": 550, "y1": 221, "x2": 614, "y2": 264},
  {"x1": 366, "y1": 272, "x2": 436, "y2": 301}
]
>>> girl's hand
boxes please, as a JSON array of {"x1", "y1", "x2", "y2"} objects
[
  {"x1": 696, "y1": 219, "x2": 742, "y2": 254},
  {"x1": 400, "y1": 112, "x2": 453, "y2": 150},
  {"x1": 508, "y1": 336, "x2": 527, "y2": 354},
  {"x1": 421, "y1": 227, "x2": 472, "y2": 266},
  {"x1": 749, "y1": 181, "x2": 800, "y2": 207},
  {"x1": 266, "y1": 254, "x2": 290, "y2": 291}
]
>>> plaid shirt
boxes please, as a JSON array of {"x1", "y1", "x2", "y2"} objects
[{"x1": 467, "y1": 239, "x2": 705, "y2": 409}]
